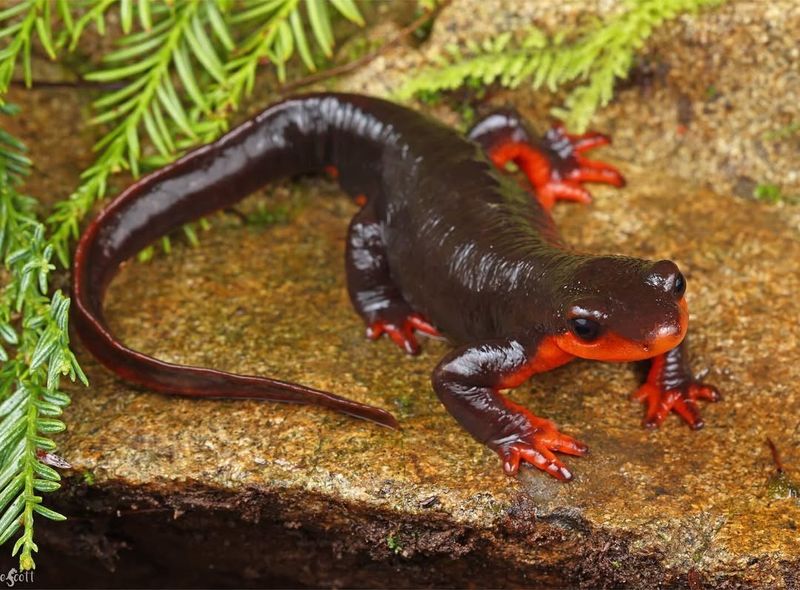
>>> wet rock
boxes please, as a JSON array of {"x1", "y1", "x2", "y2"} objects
[
  {"x1": 343, "y1": 0, "x2": 800, "y2": 201},
  {"x1": 5, "y1": 1, "x2": 800, "y2": 587},
  {"x1": 34, "y1": 164, "x2": 798, "y2": 588}
]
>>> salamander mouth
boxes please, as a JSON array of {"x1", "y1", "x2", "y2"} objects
[
  {"x1": 553, "y1": 298, "x2": 689, "y2": 362},
  {"x1": 642, "y1": 297, "x2": 689, "y2": 356}
]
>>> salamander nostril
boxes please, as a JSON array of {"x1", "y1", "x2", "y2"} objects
[{"x1": 646, "y1": 259, "x2": 685, "y2": 295}]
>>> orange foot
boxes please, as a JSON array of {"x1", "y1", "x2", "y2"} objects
[
  {"x1": 495, "y1": 416, "x2": 588, "y2": 481},
  {"x1": 366, "y1": 311, "x2": 440, "y2": 355},
  {"x1": 634, "y1": 381, "x2": 721, "y2": 430},
  {"x1": 537, "y1": 124, "x2": 626, "y2": 210},
  {"x1": 488, "y1": 124, "x2": 625, "y2": 212}
]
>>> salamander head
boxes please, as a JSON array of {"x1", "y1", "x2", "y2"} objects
[{"x1": 553, "y1": 257, "x2": 688, "y2": 362}]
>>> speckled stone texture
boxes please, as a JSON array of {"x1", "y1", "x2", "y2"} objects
[
  {"x1": 46, "y1": 169, "x2": 800, "y2": 588},
  {"x1": 345, "y1": 0, "x2": 800, "y2": 202},
  {"x1": 5, "y1": 1, "x2": 800, "y2": 588}
]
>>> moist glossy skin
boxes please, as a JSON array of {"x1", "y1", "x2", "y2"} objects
[{"x1": 73, "y1": 93, "x2": 721, "y2": 480}]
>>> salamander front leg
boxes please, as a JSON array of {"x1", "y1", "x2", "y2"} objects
[
  {"x1": 634, "y1": 338, "x2": 721, "y2": 430},
  {"x1": 346, "y1": 204, "x2": 440, "y2": 355},
  {"x1": 431, "y1": 336, "x2": 586, "y2": 480},
  {"x1": 467, "y1": 109, "x2": 625, "y2": 212}
]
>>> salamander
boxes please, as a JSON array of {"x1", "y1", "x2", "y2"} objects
[{"x1": 73, "y1": 93, "x2": 721, "y2": 480}]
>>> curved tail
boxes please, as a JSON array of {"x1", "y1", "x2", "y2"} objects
[{"x1": 72, "y1": 94, "x2": 399, "y2": 428}]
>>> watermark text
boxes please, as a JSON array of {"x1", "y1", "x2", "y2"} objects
[{"x1": 0, "y1": 569, "x2": 33, "y2": 587}]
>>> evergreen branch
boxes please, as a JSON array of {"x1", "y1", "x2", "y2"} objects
[
  {"x1": 1, "y1": 0, "x2": 358, "y2": 571},
  {"x1": 279, "y1": 0, "x2": 451, "y2": 96},
  {"x1": 69, "y1": 0, "x2": 117, "y2": 50},
  {"x1": 48, "y1": 0, "x2": 221, "y2": 266},
  {"x1": 0, "y1": 0, "x2": 69, "y2": 92},
  {"x1": 397, "y1": 0, "x2": 727, "y2": 131},
  {"x1": 204, "y1": 0, "x2": 363, "y2": 117},
  {"x1": 0, "y1": 106, "x2": 85, "y2": 571},
  {"x1": 0, "y1": 104, "x2": 32, "y2": 185},
  {"x1": 47, "y1": 0, "x2": 365, "y2": 266}
]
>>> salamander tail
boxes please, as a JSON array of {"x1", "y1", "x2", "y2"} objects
[{"x1": 71, "y1": 94, "x2": 399, "y2": 429}]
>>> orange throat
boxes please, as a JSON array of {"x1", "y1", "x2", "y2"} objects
[{"x1": 553, "y1": 298, "x2": 689, "y2": 362}]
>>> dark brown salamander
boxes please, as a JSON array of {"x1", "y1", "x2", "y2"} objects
[{"x1": 73, "y1": 93, "x2": 721, "y2": 480}]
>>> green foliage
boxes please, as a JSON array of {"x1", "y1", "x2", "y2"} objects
[
  {"x1": 768, "y1": 470, "x2": 800, "y2": 501},
  {"x1": 753, "y1": 183, "x2": 797, "y2": 205},
  {"x1": 386, "y1": 534, "x2": 402, "y2": 554},
  {"x1": 81, "y1": 470, "x2": 95, "y2": 486},
  {"x1": 763, "y1": 121, "x2": 800, "y2": 141},
  {"x1": 754, "y1": 183, "x2": 783, "y2": 203},
  {"x1": 244, "y1": 202, "x2": 292, "y2": 228},
  {"x1": 0, "y1": 105, "x2": 85, "y2": 571},
  {"x1": 41, "y1": 0, "x2": 366, "y2": 267},
  {"x1": 398, "y1": 0, "x2": 727, "y2": 132},
  {"x1": 0, "y1": 0, "x2": 365, "y2": 571},
  {"x1": 0, "y1": 104, "x2": 30, "y2": 184},
  {"x1": 0, "y1": 0, "x2": 72, "y2": 92}
]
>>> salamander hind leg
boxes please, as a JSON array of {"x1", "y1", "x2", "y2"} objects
[
  {"x1": 634, "y1": 338, "x2": 722, "y2": 430},
  {"x1": 467, "y1": 109, "x2": 625, "y2": 212},
  {"x1": 432, "y1": 336, "x2": 586, "y2": 480},
  {"x1": 345, "y1": 204, "x2": 440, "y2": 355}
]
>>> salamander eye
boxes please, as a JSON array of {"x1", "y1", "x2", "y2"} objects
[
  {"x1": 568, "y1": 318, "x2": 602, "y2": 342},
  {"x1": 673, "y1": 272, "x2": 686, "y2": 298}
]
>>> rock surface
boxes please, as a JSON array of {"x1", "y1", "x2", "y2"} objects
[
  {"x1": 345, "y1": 0, "x2": 800, "y2": 202},
  {"x1": 45, "y1": 166, "x2": 800, "y2": 588},
  {"x1": 4, "y1": 0, "x2": 800, "y2": 587}
]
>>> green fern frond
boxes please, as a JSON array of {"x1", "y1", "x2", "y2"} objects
[
  {"x1": 398, "y1": 0, "x2": 727, "y2": 131},
  {"x1": 0, "y1": 106, "x2": 86, "y2": 571},
  {"x1": 47, "y1": 0, "x2": 364, "y2": 266},
  {"x1": 68, "y1": 0, "x2": 115, "y2": 49},
  {"x1": 0, "y1": 104, "x2": 31, "y2": 185},
  {"x1": 192, "y1": 0, "x2": 366, "y2": 131},
  {"x1": 47, "y1": 0, "x2": 217, "y2": 266},
  {"x1": 1, "y1": 0, "x2": 353, "y2": 571},
  {"x1": 0, "y1": 0, "x2": 74, "y2": 92}
]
